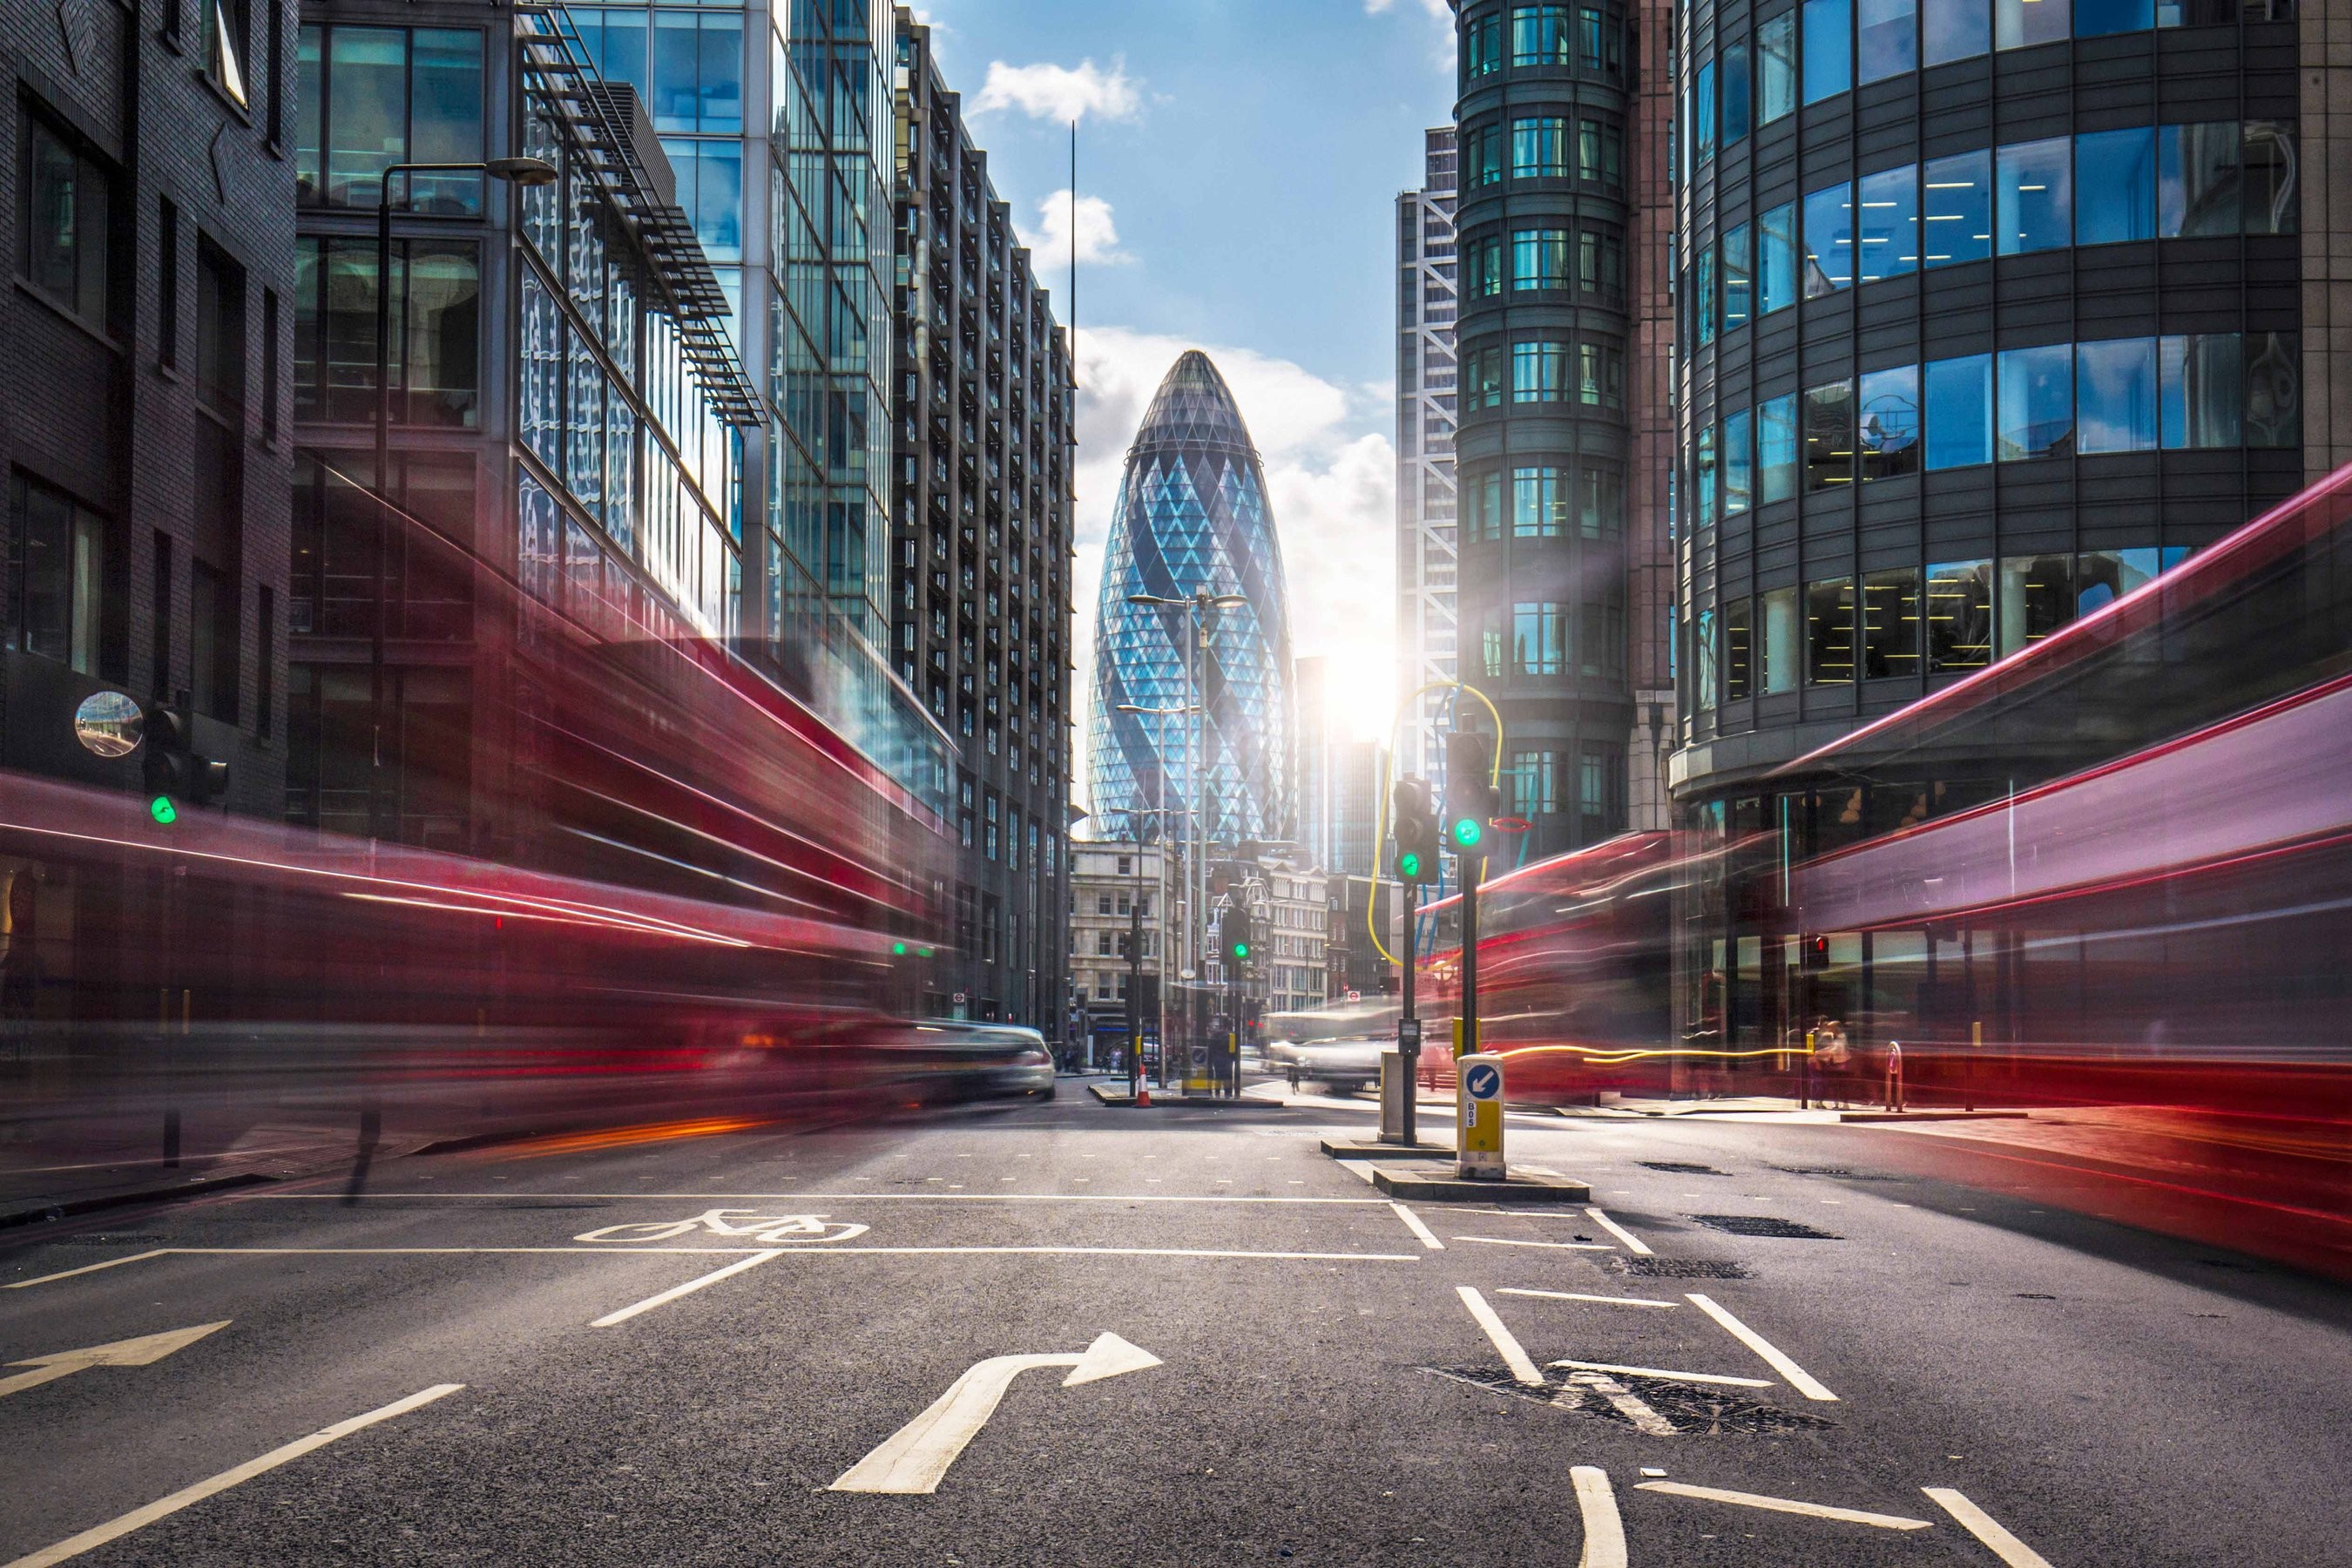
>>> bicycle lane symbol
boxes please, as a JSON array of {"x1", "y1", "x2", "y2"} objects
[{"x1": 574, "y1": 1210, "x2": 870, "y2": 1246}]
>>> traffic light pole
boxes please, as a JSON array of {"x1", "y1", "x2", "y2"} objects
[
  {"x1": 1459, "y1": 864, "x2": 1481, "y2": 1062},
  {"x1": 1399, "y1": 879, "x2": 1419, "y2": 1146}
]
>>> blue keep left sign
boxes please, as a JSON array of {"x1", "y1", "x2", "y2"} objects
[{"x1": 1464, "y1": 1064, "x2": 1501, "y2": 1100}]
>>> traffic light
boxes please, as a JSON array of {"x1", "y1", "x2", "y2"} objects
[
  {"x1": 1391, "y1": 777, "x2": 1440, "y2": 884},
  {"x1": 142, "y1": 700, "x2": 228, "y2": 818},
  {"x1": 1443, "y1": 730, "x2": 1501, "y2": 854},
  {"x1": 1220, "y1": 904, "x2": 1254, "y2": 969}
]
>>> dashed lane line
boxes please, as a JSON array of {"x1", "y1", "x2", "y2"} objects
[
  {"x1": 1923, "y1": 1488, "x2": 2059, "y2": 1567},
  {"x1": 0, "y1": 1383, "x2": 464, "y2": 1568},
  {"x1": 1581, "y1": 1206, "x2": 1653, "y2": 1255},
  {"x1": 1451, "y1": 1235, "x2": 1613, "y2": 1252},
  {"x1": 591, "y1": 1251, "x2": 782, "y2": 1327},
  {"x1": 1570, "y1": 1466, "x2": 1628, "y2": 1568},
  {"x1": 1497, "y1": 1288, "x2": 1676, "y2": 1309},
  {"x1": 1455, "y1": 1286, "x2": 1546, "y2": 1388},
  {"x1": 245, "y1": 1192, "x2": 1389, "y2": 1206},
  {"x1": 1686, "y1": 1293, "x2": 1839, "y2": 1402},
  {"x1": 1634, "y1": 1481, "x2": 1932, "y2": 1531},
  {"x1": 1389, "y1": 1203, "x2": 1444, "y2": 1250},
  {"x1": 1551, "y1": 1359, "x2": 1774, "y2": 1389}
]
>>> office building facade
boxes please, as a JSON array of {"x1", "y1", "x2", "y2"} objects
[
  {"x1": 1396, "y1": 126, "x2": 1462, "y2": 789},
  {"x1": 889, "y1": 11, "x2": 1077, "y2": 1025}
]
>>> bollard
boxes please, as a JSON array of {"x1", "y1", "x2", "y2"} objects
[
  {"x1": 1884, "y1": 1042, "x2": 1904, "y2": 1112},
  {"x1": 1379, "y1": 1049, "x2": 1407, "y2": 1143},
  {"x1": 1456, "y1": 1053, "x2": 1505, "y2": 1179}
]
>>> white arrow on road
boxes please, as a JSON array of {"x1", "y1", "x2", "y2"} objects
[
  {"x1": 831, "y1": 1332, "x2": 1161, "y2": 1495},
  {"x1": 0, "y1": 1321, "x2": 230, "y2": 1400}
]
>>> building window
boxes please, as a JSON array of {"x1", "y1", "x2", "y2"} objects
[
  {"x1": 2076, "y1": 338, "x2": 2159, "y2": 452},
  {"x1": 190, "y1": 559, "x2": 239, "y2": 723},
  {"x1": 1803, "y1": 380, "x2": 1855, "y2": 490},
  {"x1": 1995, "y1": 0, "x2": 2070, "y2": 50},
  {"x1": 194, "y1": 240, "x2": 247, "y2": 416},
  {"x1": 1695, "y1": 247, "x2": 1717, "y2": 345},
  {"x1": 1463, "y1": 10, "x2": 1504, "y2": 78},
  {"x1": 1758, "y1": 202, "x2": 1796, "y2": 315},
  {"x1": 1696, "y1": 422, "x2": 1718, "y2": 523},
  {"x1": 1755, "y1": 393, "x2": 1799, "y2": 504},
  {"x1": 1512, "y1": 602, "x2": 1566, "y2": 675},
  {"x1": 1758, "y1": 12, "x2": 1798, "y2": 124},
  {"x1": 1859, "y1": 365, "x2": 1920, "y2": 480},
  {"x1": 1997, "y1": 343, "x2": 2073, "y2": 460},
  {"x1": 1694, "y1": 607, "x2": 1719, "y2": 712},
  {"x1": 1723, "y1": 40, "x2": 1751, "y2": 146},
  {"x1": 1695, "y1": 60, "x2": 1718, "y2": 165},
  {"x1": 1465, "y1": 467, "x2": 1504, "y2": 541},
  {"x1": 1923, "y1": 354, "x2": 1993, "y2": 468},
  {"x1": 1862, "y1": 567, "x2": 1921, "y2": 679},
  {"x1": 1512, "y1": 340, "x2": 1569, "y2": 402},
  {"x1": 293, "y1": 237, "x2": 482, "y2": 428},
  {"x1": 1925, "y1": 559, "x2": 1994, "y2": 671},
  {"x1": 1806, "y1": 578, "x2": 1856, "y2": 685},
  {"x1": 1724, "y1": 597, "x2": 1753, "y2": 700},
  {"x1": 20, "y1": 110, "x2": 112, "y2": 333},
  {"x1": 1997, "y1": 554, "x2": 2074, "y2": 657},
  {"x1": 1464, "y1": 233, "x2": 1504, "y2": 297},
  {"x1": 1997, "y1": 136, "x2": 2072, "y2": 253},
  {"x1": 1803, "y1": 181, "x2": 1853, "y2": 294},
  {"x1": 206, "y1": 0, "x2": 253, "y2": 108},
  {"x1": 1578, "y1": 226, "x2": 1624, "y2": 294},
  {"x1": 1721, "y1": 222, "x2": 1753, "y2": 331},
  {"x1": 1577, "y1": 464, "x2": 1624, "y2": 538},
  {"x1": 1859, "y1": 0, "x2": 1917, "y2": 78},
  {"x1": 1723, "y1": 409, "x2": 1754, "y2": 514},
  {"x1": 1577, "y1": 745, "x2": 1620, "y2": 834},
  {"x1": 1576, "y1": 120, "x2": 1624, "y2": 185},
  {"x1": 1761, "y1": 585, "x2": 1800, "y2": 694},
  {"x1": 1482, "y1": 620, "x2": 1504, "y2": 679},
  {"x1": 1922, "y1": 150, "x2": 1992, "y2": 266},
  {"x1": 1463, "y1": 343, "x2": 1506, "y2": 409},
  {"x1": 1856, "y1": 164, "x2": 1917, "y2": 280},
  {"x1": 11, "y1": 474, "x2": 107, "y2": 676},
  {"x1": 1511, "y1": 116, "x2": 1569, "y2": 179},
  {"x1": 1511, "y1": 3, "x2": 1573, "y2": 64},
  {"x1": 1803, "y1": 0, "x2": 1851, "y2": 105},
  {"x1": 1512, "y1": 467, "x2": 1565, "y2": 537},
  {"x1": 296, "y1": 25, "x2": 485, "y2": 213},
  {"x1": 2077, "y1": 127, "x2": 2157, "y2": 244},
  {"x1": 1577, "y1": 341, "x2": 1623, "y2": 408},
  {"x1": 2159, "y1": 332, "x2": 2241, "y2": 448},
  {"x1": 1512, "y1": 227, "x2": 1570, "y2": 289},
  {"x1": 1927, "y1": 0, "x2": 1991, "y2": 61},
  {"x1": 1464, "y1": 120, "x2": 1505, "y2": 187},
  {"x1": 1507, "y1": 749, "x2": 1559, "y2": 814}
]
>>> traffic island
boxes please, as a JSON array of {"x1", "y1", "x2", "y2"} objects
[
  {"x1": 1369, "y1": 1166, "x2": 1591, "y2": 1203},
  {"x1": 1320, "y1": 1137, "x2": 1452, "y2": 1159}
]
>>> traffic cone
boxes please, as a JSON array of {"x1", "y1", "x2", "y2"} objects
[{"x1": 1136, "y1": 1085, "x2": 1151, "y2": 1107}]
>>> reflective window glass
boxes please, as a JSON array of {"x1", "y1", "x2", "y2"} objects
[
  {"x1": 1862, "y1": 567, "x2": 1922, "y2": 679},
  {"x1": 2076, "y1": 127, "x2": 2157, "y2": 245},
  {"x1": 1511, "y1": 3, "x2": 1574, "y2": 64},
  {"x1": 1723, "y1": 44, "x2": 1752, "y2": 145},
  {"x1": 1464, "y1": 12, "x2": 1504, "y2": 77},
  {"x1": 2158, "y1": 332, "x2": 2241, "y2": 449},
  {"x1": 1695, "y1": 608, "x2": 1720, "y2": 712},
  {"x1": 1858, "y1": 0, "x2": 1917, "y2": 81},
  {"x1": 1997, "y1": 343, "x2": 2073, "y2": 460},
  {"x1": 1513, "y1": 115, "x2": 1570, "y2": 177},
  {"x1": 1696, "y1": 247, "x2": 1717, "y2": 344},
  {"x1": 2243, "y1": 122, "x2": 2299, "y2": 236},
  {"x1": 1921, "y1": 149, "x2": 1991, "y2": 265},
  {"x1": 1760, "y1": 203, "x2": 1798, "y2": 313},
  {"x1": 1924, "y1": 559, "x2": 1994, "y2": 671},
  {"x1": 1513, "y1": 340, "x2": 1570, "y2": 401},
  {"x1": 1859, "y1": 364, "x2": 1922, "y2": 479},
  {"x1": 1924, "y1": 354, "x2": 1993, "y2": 468},
  {"x1": 1806, "y1": 577, "x2": 1857, "y2": 685},
  {"x1": 1758, "y1": 12, "x2": 1798, "y2": 122},
  {"x1": 1512, "y1": 226, "x2": 1571, "y2": 288},
  {"x1": 1465, "y1": 233, "x2": 1504, "y2": 297},
  {"x1": 1466, "y1": 121, "x2": 1507, "y2": 186},
  {"x1": 1724, "y1": 409, "x2": 1754, "y2": 514},
  {"x1": 2158, "y1": 122, "x2": 2240, "y2": 237},
  {"x1": 1761, "y1": 585, "x2": 1801, "y2": 693},
  {"x1": 1513, "y1": 602, "x2": 1567, "y2": 674},
  {"x1": 1512, "y1": 466, "x2": 1565, "y2": 536},
  {"x1": 1856, "y1": 164, "x2": 1918, "y2": 280},
  {"x1": 1803, "y1": 181, "x2": 1854, "y2": 293},
  {"x1": 1697, "y1": 423, "x2": 1719, "y2": 523},
  {"x1": 1997, "y1": 136, "x2": 2071, "y2": 254},
  {"x1": 1696, "y1": 61, "x2": 1718, "y2": 163},
  {"x1": 1758, "y1": 393, "x2": 1800, "y2": 502},
  {"x1": 2073, "y1": 0, "x2": 2152, "y2": 33},
  {"x1": 1803, "y1": 0, "x2": 1853, "y2": 103},
  {"x1": 2075, "y1": 549, "x2": 2160, "y2": 618},
  {"x1": 1804, "y1": 380, "x2": 1856, "y2": 490},
  {"x1": 2075, "y1": 337, "x2": 2158, "y2": 453},
  {"x1": 1923, "y1": 0, "x2": 1990, "y2": 61},
  {"x1": 1722, "y1": 222, "x2": 1754, "y2": 330},
  {"x1": 652, "y1": 10, "x2": 742, "y2": 134},
  {"x1": 1994, "y1": 0, "x2": 2070, "y2": 47},
  {"x1": 2246, "y1": 331, "x2": 2300, "y2": 449},
  {"x1": 1997, "y1": 554, "x2": 2074, "y2": 658}
]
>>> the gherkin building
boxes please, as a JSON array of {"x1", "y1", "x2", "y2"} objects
[{"x1": 1090, "y1": 351, "x2": 1295, "y2": 846}]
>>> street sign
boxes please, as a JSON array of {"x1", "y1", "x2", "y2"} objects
[
  {"x1": 1397, "y1": 1017, "x2": 1423, "y2": 1050},
  {"x1": 1464, "y1": 1062, "x2": 1500, "y2": 1100},
  {"x1": 1456, "y1": 1052, "x2": 1504, "y2": 1179}
]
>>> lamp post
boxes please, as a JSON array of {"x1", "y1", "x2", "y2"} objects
[
  {"x1": 368, "y1": 156, "x2": 555, "y2": 837},
  {"x1": 1112, "y1": 719, "x2": 1196, "y2": 1087},
  {"x1": 1126, "y1": 589, "x2": 1245, "y2": 1071}
]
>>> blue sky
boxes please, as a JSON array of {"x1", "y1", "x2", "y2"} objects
[{"x1": 909, "y1": 0, "x2": 1457, "y2": 763}]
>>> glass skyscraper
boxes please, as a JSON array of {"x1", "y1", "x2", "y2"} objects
[{"x1": 1091, "y1": 351, "x2": 1295, "y2": 847}]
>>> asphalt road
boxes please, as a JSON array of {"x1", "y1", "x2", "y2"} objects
[{"x1": 2, "y1": 1086, "x2": 2347, "y2": 1566}]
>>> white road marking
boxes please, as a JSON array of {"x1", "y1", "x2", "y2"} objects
[
  {"x1": 249, "y1": 1191, "x2": 1389, "y2": 1206},
  {"x1": 1923, "y1": 1488, "x2": 2058, "y2": 1566},
  {"x1": 1582, "y1": 1206, "x2": 1653, "y2": 1254},
  {"x1": 1562, "y1": 1370, "x2": 1677, "y2": 1435},
  {"x1": 831, "y1": 1333, "x2": 1159, "y2": 1495},
  {"x1": 0, "y1": 1321, "x2": 230, "y2": 1400},
  {"x1": 1570, "y1": 1465, "x2": 1628, "y2": 1568},
  {"x1": 0, "y1": 1382, "x2": 463, "y2": 1568},
  {"x1": 3, "y1": 1252, "x2": 169, "y2": 1290},
  {"x1": 1452, "y1": 1235, "x2": 1612, "y2": 1251},
  {"x1": 100, "y1": 1244, "x2": 1422, "y2": 1265},
  {"x1": 591, "y1": 1251, "x2": 782, "y2": 1327},
  {"x1": 1637, "y1": 1480, "x2": 1931, "y2": 1530},
  {"x1": 1552, "y1": 1360, "x2": 1773, "y2": 1389},
  {"x1": 1497, "y1": 1288, "x2": 1676, "y2": 1309},
  {"x1": 1456, "y1": 1285, "x2": 1546, "y2": 1387},
  {"x1": 1389, "y1": 1203, "x2": 1444, "y2": 1250},
  {"x1": 1685, "y1": 1294, "x2": 1838, "y2": 1401},
  {"x1": 1337, "y1": 1160, "x2": 1381, "y2": 1186}
]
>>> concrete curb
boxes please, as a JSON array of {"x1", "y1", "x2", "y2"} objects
[
  {"x1": 0, "y1": 1170, "x2": 275, "y2": 1232},
  {"x1": 1320, "y1": 1138, "x2": 1453, "y2": 1159},
  {"x1": 1369, "y1": 1166, "x2": 1592, "y2": 1203}
]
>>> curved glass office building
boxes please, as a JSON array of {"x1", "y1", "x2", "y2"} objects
[
  {"x1": 1089, "y1": 351, "x2": 1295, "y2": 846},
  {"x1": 1672, "y1": 0, "x2": 2318, "y2": 806}
]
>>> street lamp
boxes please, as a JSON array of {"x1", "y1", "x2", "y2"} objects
[
  {"x1": 367, "y1": 156, "x2": 555, "y2": 838},
  {"x1": 1124, "y1": 590, "x2": 1247, "y2": 1080}
]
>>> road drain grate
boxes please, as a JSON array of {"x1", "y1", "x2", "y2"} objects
[
  {"x1": 1771, "y1": 1165, "x2": 1898, "y2": 1180},
  {"x1": 1640, "y1": 1160, "x2": 1728, "y2": 1175},
  {"x1": 1689, "y1": 1214, "x2": 1842, "y2": 1240},
  {"x1": 1423, "y1": 1367, "x2": 1832, "y2": 1436},
  {"x1": 1607, "y1": 1256, "x2": 1751, "y2": 1279}
]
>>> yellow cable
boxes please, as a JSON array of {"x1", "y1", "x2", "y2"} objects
[{"x1": 1365, "y1": 678, "x2": 1508, "y2": 969}]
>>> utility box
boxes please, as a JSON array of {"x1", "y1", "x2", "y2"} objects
[
  {"x1": 1379, "y1": 1050, "x2": 1406, "y2": 1141},
  {"x1": 1456, "y1": 1052, "x2": 1504, "y2": 1179}
]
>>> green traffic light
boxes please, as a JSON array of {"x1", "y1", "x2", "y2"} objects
[
  {"x1": 1232, "y1": 942, "x2": 1249, "y2": 959},
  {"x1": 1451, "y1": 816, "x2": 1483, "y2": 848},
  {"x1": 892, "y1": 942, "x2": 909, "y2": 956},
  {"x1": 149, "y1": 796, "x2": 178, "y2": 826},
  {"x1": 1398, "y1": 851, "x2": 1422, "y2": 879}
]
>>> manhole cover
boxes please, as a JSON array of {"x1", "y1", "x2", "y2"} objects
[
  {"x1": 1771, "y1": 1166, "x2": 1897, "y2": 1180},
  {"x1": 1423, "y1": 1367, "x2": 1830, "y2": 1436},
  {"x1": 1640, "y1": 1161, "x2": 1728, "y2": 1175},
  {"x1": 1689, "y1": 1214, "x2": 1842, "y2": 1240},
  {"x1": 1608, "y1": 1256, "x2": 1751, "y2": 1279}
]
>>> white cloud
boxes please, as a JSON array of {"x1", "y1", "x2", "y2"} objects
[
  {"x1": 1022, "y1": 191, "x2": 1130, "y2": 267},
  {"x1": 1067, "y1": 328, "x2": 1397, "y2": 816},
  {"x1": 973, "y1": 58, "x2": 1142, "y2": 124},
  {"x1": 1363, "y1": 0, "x2": 1452, "y2": 17}
]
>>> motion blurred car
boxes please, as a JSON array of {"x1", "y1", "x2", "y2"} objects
[
  {"x1": 852, "y1": 1020, "x2": 1057, "y2": 1104},
  {"x1": 1266, "y1": 1037, "x2": 1384, "y2": 1096}
]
